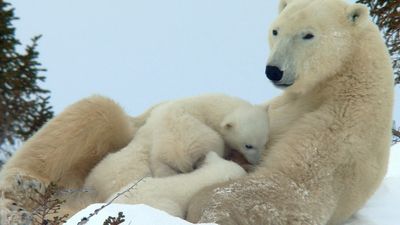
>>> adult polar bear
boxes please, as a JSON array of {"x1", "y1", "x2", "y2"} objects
[
  {"x1": 0, "y1": 0, "x2": 394, "y2": 224},
  {"x1": 186, "y1": 0, "x2": 394, "y2": 224}
]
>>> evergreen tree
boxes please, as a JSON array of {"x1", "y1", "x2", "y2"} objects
[{"x1": 0, "y1": 0, "x2": 53, "y2": 157}]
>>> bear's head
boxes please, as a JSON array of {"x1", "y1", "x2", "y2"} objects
[
  {"x1": 220, "y1": 105, "x2": 269, "y2": 165},
  {"x1": 265, "y1": 0, "x2": 371, "y2": 93}
]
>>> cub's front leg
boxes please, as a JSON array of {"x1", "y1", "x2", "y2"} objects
[{"x1": 150, "y1": 112, "x2": 224, "y2": 177}]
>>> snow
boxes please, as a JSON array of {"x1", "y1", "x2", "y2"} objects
[
  {"x1": 65, "y1": 144, "x2": 400, "y2": 225},
  {"x1": 64, "y1": 204, "x2": 216, "y2": 225},
  {"x1": 386, "y1": 144, "x2": 400, "y2": 178}
]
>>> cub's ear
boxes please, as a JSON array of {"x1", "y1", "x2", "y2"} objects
[
  {"x1": 221, "y1": 121, "x2": 234, "y2": 130},
  {"x1": 264, "y1": 104, "x2": 270, "y2": 112},
  {"x1": 279, "y1": 0, "x2": 296, "y2": 13},
  {"x1": 347, "y1": 4, "x2": 369, "y2": 25}
]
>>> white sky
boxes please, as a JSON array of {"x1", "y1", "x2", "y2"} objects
[{"x1": 8, "y1": 0, "x2": 400, "y2": 124}]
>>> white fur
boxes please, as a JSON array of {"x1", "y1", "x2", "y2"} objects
[
  {"x1": 83, "y1": 94, "x2": 268, "y2": 208},
  {"x1": 187, "y1": 1, "x2": 394, "y2": 224},
  {"x1": 109, "y1": 152, "x2": 246, "y2": 218},
  {"x1": 148, "y1": 94, "x2": 269, "y2": 176}
]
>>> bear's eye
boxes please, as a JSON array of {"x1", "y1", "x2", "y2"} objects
[
  {"x1": 303, "y1": 33, "x2": 314, "y2": 40},
  {"x1": 245, "y1": 144, "x2": 254, "y2": 150},
  {"x1": 272, "y1": 30, "x2": 278, "y2": 36}
]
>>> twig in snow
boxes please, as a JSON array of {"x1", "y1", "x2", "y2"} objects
[{"x1": 77, "y1": 177, "x2": 145, "y2": 225}]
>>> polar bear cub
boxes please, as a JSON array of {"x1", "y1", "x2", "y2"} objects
[
  {"x1": 80, "y1": 94, "x2": 268, "y2": 207},
  {"x1": 109, "y1": 151, "x2": 247, "y2": 218},
  {"x1": 147, "y1": 94, "x2": 269, "y2": 177}
]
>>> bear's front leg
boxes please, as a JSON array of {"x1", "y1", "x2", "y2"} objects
[{"x1": 187, "y1": 173, "x2": 335, "y2": 225}]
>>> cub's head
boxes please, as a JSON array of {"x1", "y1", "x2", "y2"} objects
[
  {"x1": 220, "y1": 105, "x2": 269, "y2": 165},
  {"x1": 266, "y1": 0, "x2": 371, "y2": 93}
]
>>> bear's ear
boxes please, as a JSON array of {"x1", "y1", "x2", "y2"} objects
[
  {"x1": 347, "y1": 4, "x2": 369, "y2": 26},
  {"x1": 279, "y1": 0, "x2": 289, "y2": 13}
]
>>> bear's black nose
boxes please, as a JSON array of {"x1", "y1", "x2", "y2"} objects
[{"x1": 265, "y1": 65, "x2": 283, "y2": 81}]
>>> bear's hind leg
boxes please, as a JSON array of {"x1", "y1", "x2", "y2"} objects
[
  {"x1": 1, "y1": 95, "x2": 134, "y2": 189},
  {"x1": 0, "y1": 198, "x2": 33, "y2": 225},
  {"x1": 0, "y1": 96, "x2": 135, "y2": 217}
]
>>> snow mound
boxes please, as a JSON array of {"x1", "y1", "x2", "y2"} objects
[
  {"x1": 386, "y1": 143, "x2": 400, "y2": 178},
  {"x1": 64, "y1": 203, "x2": 216, "y2": 225}
]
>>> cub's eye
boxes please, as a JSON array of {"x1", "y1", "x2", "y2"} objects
[
  {"x1": 303, "y1": 33, "x2": 314, "y2": 40},
  {"x1": 245, "y1": 144, "x2": 254, "y2": 150},
  {"x1": 272, "y1": 29, "x2": 278, "y2": 36}
]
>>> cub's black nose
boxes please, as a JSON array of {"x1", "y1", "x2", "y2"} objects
[{"x1": 265, "y1": 65, "x2": 283, "y2": 81}]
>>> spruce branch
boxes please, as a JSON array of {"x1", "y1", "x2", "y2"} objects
[{"x1": 30, "y1": 182, "x2": 69, "y2": 225}]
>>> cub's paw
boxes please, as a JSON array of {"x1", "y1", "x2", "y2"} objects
[{"x1": 0, "y1": 198, "x2": 33, "y2": 225}]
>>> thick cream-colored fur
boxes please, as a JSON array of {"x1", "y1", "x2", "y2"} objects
[
  {"x1": 148, "y1": 94, "x2": 269, "y2": 176},
  {"x1": 53, "y1": 129, "x2": 155, "y2": 218},
  {"x1": 81, "y1": 94, "x2": 268, "y2": 206},
  {"x1": 0, "y1": 95, "x2": 141, "y2": 223},
  {"x1": 186, "y1": 0, "x2": 394, "y2": 224},
  {"x1": 0, "y1": 96, "x2": 136, "y2": 204},
  {"x1": 0, "y1": 93, "x2": 268, "y2": 221},
  {"x1": 0, "y1": 0, "x2": 393, "y2": 224},
  {"x1": 0, "y1": 96, "x2": 134, "y2": 189},
  {"x1": 73, "y1": 102, "x2": 158, "y2": 203},
  {"x1": 109, "y1": 152, "x2": 246, "y2": 218}
]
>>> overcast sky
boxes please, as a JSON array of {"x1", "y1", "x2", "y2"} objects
[{"x1": 8, "y1": 0, "x2": 400, "y2": 124}]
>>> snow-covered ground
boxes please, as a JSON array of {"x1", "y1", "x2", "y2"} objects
[
  {"x1": 65, "y1": 204, "x2": 215, "y2": 225},
  {"x1": 65, "y1": 144, "x2": 400, "y2": 225}
]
